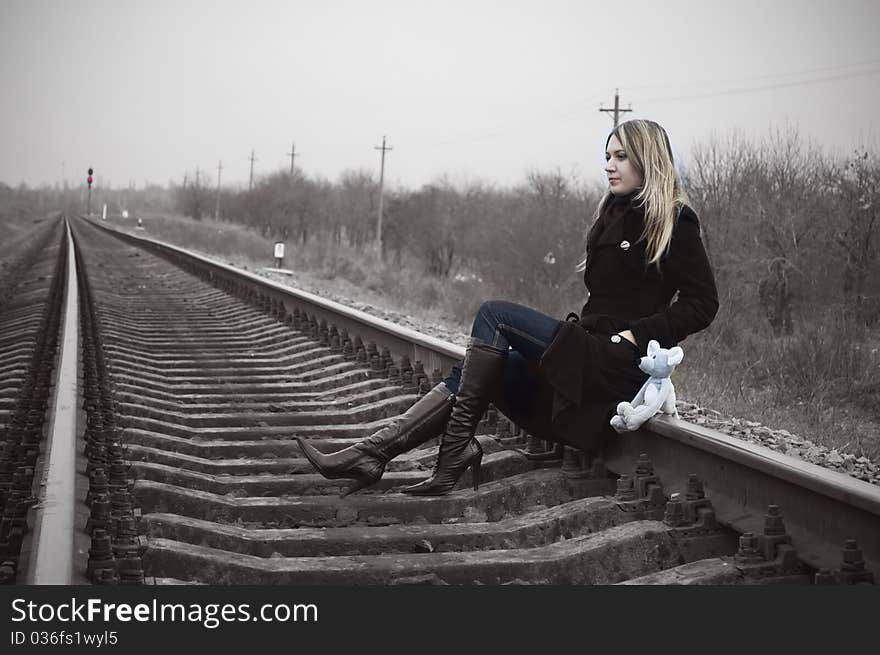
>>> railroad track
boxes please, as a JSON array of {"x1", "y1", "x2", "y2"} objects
[{"x1": 2, "y1": 214, "x2": 878, "y2": 585}]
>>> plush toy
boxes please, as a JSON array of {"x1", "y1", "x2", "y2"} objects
[{"x1": 610, "y1": 339, "x2": 684, "y2": 433}]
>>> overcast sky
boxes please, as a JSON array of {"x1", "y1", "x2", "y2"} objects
[{"x1": 2, "y1": 0, "x2": 879, "y2": 191}]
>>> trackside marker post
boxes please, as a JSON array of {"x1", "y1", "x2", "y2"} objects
[{"x1": 274, "y1": 241, "x2": 285, "y2": 269}]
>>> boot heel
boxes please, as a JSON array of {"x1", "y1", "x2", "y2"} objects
[
  {"x1": 341, "y1": 474, "x2": 375, "y2": 498},
  {"x1": 471, "y1": 450, "x2": 483, "y2": 491}
]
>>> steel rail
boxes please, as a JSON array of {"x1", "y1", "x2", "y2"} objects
[
  {"x1": 25, "y1": 218, "x2": 81, "y2": 584},
  {"x1": 81, "y1": 217, "x2": 880, "y2": 577}
]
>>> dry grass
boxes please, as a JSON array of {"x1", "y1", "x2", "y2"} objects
[
  {"x1": 677, "y1": 313, "x2": 880, "y2": 460},
  {"x1": 0, "y1": 213, "x2": 54, "y2": 263}
]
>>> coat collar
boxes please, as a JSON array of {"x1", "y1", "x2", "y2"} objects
[{"x1": 587, "y1": 195, "x2": 645, "y2": 251}]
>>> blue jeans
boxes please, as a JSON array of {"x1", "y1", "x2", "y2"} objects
[{"x1": 442, "y1": 300, "x2": 563, "y2": 426}]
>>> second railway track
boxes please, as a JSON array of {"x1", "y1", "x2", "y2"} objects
[{"x1": 4, "y1": 214, "x2": 879, "y2": 585}]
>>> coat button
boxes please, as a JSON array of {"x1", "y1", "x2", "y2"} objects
[
  {"x1": 611, "y1": 334, "x2": 621, "y2": 343},
  {"x1": 620, "y1": 240, "x2": 630, "y2": 250}
]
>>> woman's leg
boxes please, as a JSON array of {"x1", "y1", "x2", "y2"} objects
[
  {"x1": 442, "y1": 300, "x2": 563, "y2": 393},
  {"x1": 404, "y1": 301, "x2": 563, "y2": 495},
  {"x1": 300, "y1": 300, "x2": 562, "y2": 496}
]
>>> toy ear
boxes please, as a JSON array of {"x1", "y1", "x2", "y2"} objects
[
  {"x1": 647, "y1": 340, "x2": 660, "y2": 356},
  {"x1": 667, "y1": 347, "x2": 684, "y2": 366}
]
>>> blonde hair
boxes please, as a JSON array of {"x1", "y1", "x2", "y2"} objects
[{"x1": 577, "y1": 119, "x2": 689, "y2": 272}]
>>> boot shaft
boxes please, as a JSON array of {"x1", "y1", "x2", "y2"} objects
[{"x1": 363, "y1": 383, "x2": 454, "y2": 461}]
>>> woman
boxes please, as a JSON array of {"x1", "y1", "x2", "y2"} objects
[{"x1": 297, "y1": 119, "x2": 719, "y2": 496}]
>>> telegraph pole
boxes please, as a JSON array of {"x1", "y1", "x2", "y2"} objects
[
  {"x1": 374, "y1": 136, "x2": 392, "y2": 256},
  {"x1": 287, "y1": 142, "x2": 299, "y2": 176},
  {"x1": 599, "y1": 88, "x2": 633, "y2": 128},
  {"x1": 248, "y1": 149, "x2": 257, "y2": 191},
  {"x1": 215, "y1": 160, "x2": 223, "y2": 220}
]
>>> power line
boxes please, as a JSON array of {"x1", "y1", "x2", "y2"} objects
[
  {"x1": 626, "y1": 56, "x2": 880, "y2": 94},
  {"x1": 637, "y1": 66, "x2": 880, "y2": 105},
  {"x1": 419, "y1": 59, "x2": 880, "y2": 152}
]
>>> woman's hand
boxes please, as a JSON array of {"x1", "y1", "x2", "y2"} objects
[{"x1": 617, "y1": 330, "x2": 637, "y2": 346}]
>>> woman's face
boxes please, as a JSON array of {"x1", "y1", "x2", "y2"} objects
[{"x1": 605, "y1": 134, "x2": 643, "y2": 195}]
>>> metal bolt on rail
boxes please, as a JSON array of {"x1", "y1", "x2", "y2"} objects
[
  {"x1": 616, "y1": 474, "x2": 638, "y2": 502},
  {"x1": 813, "y1": 569, "x2": 838, "y2": 584},
  {"x1": 838, "y1": 539, "x2": 875, "y2": 585},
  {"x1": 663, "y1": 493, "x2": 686, "y2": 527},
  {"x1": 87, "y1": 494, "x2": 112, "y2": 534},
  {"x1": 93, "y1": 567, "x2": 117, "y2": 585},
  {"x1": 109, "y1": 458, "x2": 128, "y2": 484},
  {"x1": 418, "y1": 378, "x2": 432, "y2": 395},
  {"x1": 430, "y1": 368, "x2": 443, "y2": 387},
  {"x1": 631, "y1": 464, "x2": 666, "y2": 511},
  {"x1": 556, "y1": 440, "x2": 613, "y2": 498},
  {"x1": 734, "y1": 505, "x2": 804, "y2": 579},
  {"x1": 0, "y1": 560, "x2": 15, "y2": 584},
  {"x1": 87, "y1": 529, "x2": 115, "y2": 580},
  {"x1": 525, "y1": 432, "x2": 544, "y2": 454},
  {"x1": 110, "y1": 489, "x2": 134, "y2": 517},
  {"x1": 119, "y1": 551, "x2": 145, "y2": 584},
  {"x1": 112, "y1": 533, "x2": 141, "y2": 563},
  {"x1": 343, "y1": 339, "x2": 356, "y2": 361},
  {"x1": 12, "y1": 467, "x2": 33, "y2": 494},
  {"x1": 380, "y1": 346, "x2": 393, "y2": 371},
  {"x1": 735, "y1": 532, "x2": 764, "y2": 565},
  {"x1": 412, "y1": 361, "x2": 427, "y2": 391},
  {"x1": 401, "y1": 368, "x2": 416, "y2": 393},
  {"x1": 635, "y1": 452, "x2": 654, "y2": 476},
  {"x1": 680, "y1": 476, "x2": 715, "y2": 528},
  {"x1": 87, "y1": 447, "x2": 108, "y2": 476},
  {"x1": 686, "y1": 474, "x2": 706, "y2": 501},
  {"x1": 87, "y1": 468, "x2": 109, "y2": 504}
]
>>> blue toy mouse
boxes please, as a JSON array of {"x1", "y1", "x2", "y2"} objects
[{"x1": 610, "y1": 339, "x2": 684, "y2": 433}]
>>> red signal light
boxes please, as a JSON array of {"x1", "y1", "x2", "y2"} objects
[{"x1": 87, "y1": 176, "x2": 93, "y2": 185}]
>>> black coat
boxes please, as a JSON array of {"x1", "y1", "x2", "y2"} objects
[{"x1": 520, "y1": 193, "x2": 719, "y2": 453}]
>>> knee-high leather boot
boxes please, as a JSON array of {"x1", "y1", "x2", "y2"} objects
[
  {"x1": 296, "y1": 383, "x2": 454, "y2": 496},
  {"x1": 402, "y1": 342, "x2": 507, "y2": 496}
]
